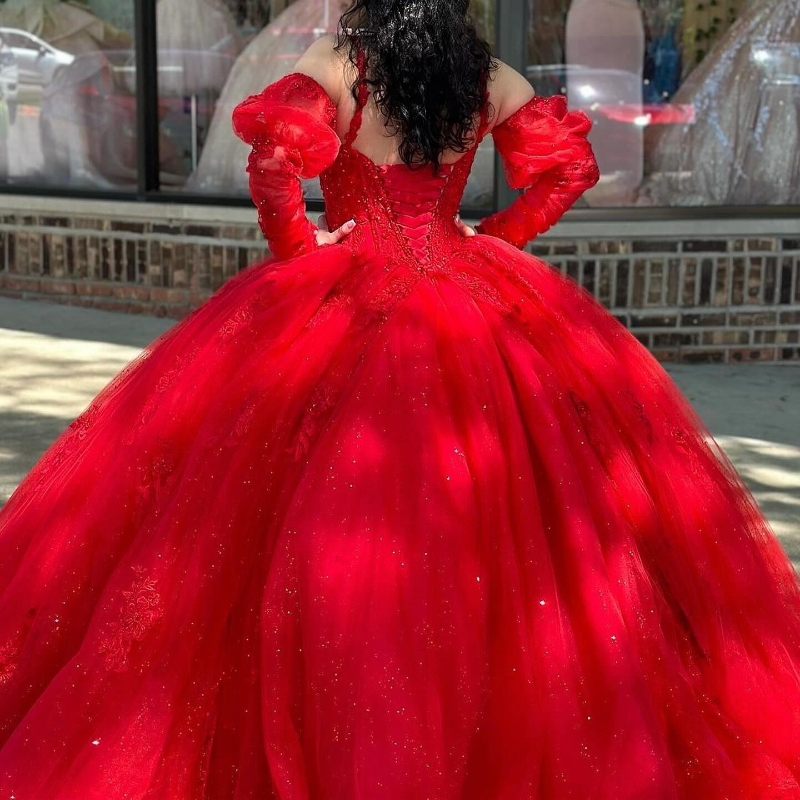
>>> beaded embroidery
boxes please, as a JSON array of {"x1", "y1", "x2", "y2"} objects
[
  {"x1": 0, "y1": 608, "x2": 36, "y2": 686},
  {"x1": 0, "y1": 640, "x2": 19, "y2": 685}
]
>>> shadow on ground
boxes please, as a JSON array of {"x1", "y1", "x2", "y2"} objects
[
  {"x1": 0, "y1": 296, "x2": 174, "y2": 349},
  {"x1": 0, "y1": 408, "x2": 72, "y2": 502}
]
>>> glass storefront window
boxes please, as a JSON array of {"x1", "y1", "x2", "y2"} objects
[
  {"x1": 161, "y1": 0, "x2": 497, "y2": 209},
  {"x1": 0, "y1": 0, "x2": 137, "y2": 190},
  {"x1": 0, "y1": 0, "x2": 795, "y2": 214},
  {"x1": 528, "y1": 0, "x2": 800, "y2": 208}
]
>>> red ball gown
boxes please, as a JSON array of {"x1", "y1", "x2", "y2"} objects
[{"x1": 1, "y1": 47, "x2": 800, "y2": 798}]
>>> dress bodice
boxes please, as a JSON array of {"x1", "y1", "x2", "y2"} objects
[
  {"x1": 320, "y1": 145, "x2": 481, "y2": 271},
  {"x1": 319, "y1": 45, "x2": 490, "y2": 271}
]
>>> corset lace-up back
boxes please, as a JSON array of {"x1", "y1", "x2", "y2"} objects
[{"x1": 319, "y1": 43, "x2": 490, "y2": 272}]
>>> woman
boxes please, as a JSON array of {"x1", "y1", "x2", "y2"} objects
[{"x1": 1, "y1": 1, "x2": 799, "y2": 797}]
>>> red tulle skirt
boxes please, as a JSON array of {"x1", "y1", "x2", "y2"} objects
[{"x1": 1, "y1": 236, "x2": 799, "y2": 798}]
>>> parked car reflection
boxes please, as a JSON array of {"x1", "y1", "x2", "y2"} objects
[
  {"x1": 0, "y1": 36, "x2": 18, "y2": 122},
  {"x1": 35, "y1": 48, "x2": 234, "y2": 188},
  {"x1": 0, "y1": 27, "x2": 74, "y2": 86}
]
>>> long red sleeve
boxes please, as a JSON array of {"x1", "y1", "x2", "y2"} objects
[
  {"x1": 475, "y1": 95, "x2": 600, "y2": 248},
  {"x1": 232, "y1": 73, "x2": 342, "y2": 261}
]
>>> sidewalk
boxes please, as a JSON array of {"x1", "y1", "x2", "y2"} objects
[{"x1": 1, "y1": 296, "x2": 798, "y2": 567}]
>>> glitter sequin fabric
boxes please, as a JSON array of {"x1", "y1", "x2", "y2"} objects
[
  {"x1": 1, "y1": 42, "x2": 800, "y2": 800},
  {"x1": 644, "y1": 0, "x2": 800, "y2": 206}
]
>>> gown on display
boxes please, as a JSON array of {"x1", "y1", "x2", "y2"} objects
[
  {"x1": 643, "y1": 0, "x2": 800, "y2": 206},
  {"x1": 187, "y1": 0, "x2": 337, "y2": 195},
  {"x1": 1, "y1": 43, "x2": 800, "y2": 799}
]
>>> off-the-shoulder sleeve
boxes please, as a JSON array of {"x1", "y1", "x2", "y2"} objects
[
  {"x1": 474, "y1": 95, "x2": 599, "y2": 248},
  {"x1": 232, "y1": 72, "x2": 342, "y2": 261}
]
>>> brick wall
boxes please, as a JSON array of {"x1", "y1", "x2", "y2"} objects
[
  {"x1": 0, "y1": 197, "x2": 798, "y2": 365},
  {"x1": 530, "y1": 235, "x2": 800, "y2": 364},
  {"x1": 0, "y1": 212, "x2": 262, "y2": 319}
]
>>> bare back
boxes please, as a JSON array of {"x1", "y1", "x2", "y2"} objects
[{"x1": 292, "y1": 34, "x2": 535, "y2": 167}]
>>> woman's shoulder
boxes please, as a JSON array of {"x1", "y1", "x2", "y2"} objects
[
  {"x1": 486, "y1": 58, "x2": 536, "y2": 130},
  {"x1": 292, "y1": 34, "x2": 350, "y2": 106},
  {"x1": 296, "y1": 32, "x2": 340, "y2": 60}
]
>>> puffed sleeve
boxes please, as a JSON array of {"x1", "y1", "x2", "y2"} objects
[
  {"x1": 232, "y1": 72, "x2": 342, "y2": 261},
  {"x1": 474, "y1": 95, "x2": 600, "y2": 248}
]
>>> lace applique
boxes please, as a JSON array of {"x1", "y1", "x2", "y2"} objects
[
  {"x1": 450, "y1": 270, "x2": 509, "y2": 314},
  {"x1": 102, "y1": 725, "x2": 159, "y2": 792},
  {"x1": 226, "y1": 390, "x2": 266, "y2": 445},
  {"x1": 59, "y1": 403, "x2": 100, "y2": 458},
  {"x1": 197, "y1": 389, "x2": 268, "y2": 453},
  {"x1": 32, "y1": 402, "x2": 103, "y2": 491},
  {"x1": 366, "y1": 271, "x2": 422, "y2": 319},
  {"x1": 155, "y1": 347, "x2": 201, "y2": 393},
  {"x1": 231, "y1": 399, "x2": 259, "y2": 441},
  {"x1": 196, "y1": 729, "x2": 216, "y2": 795},
  {"x1": 133, "y1": 345, "x2": 202, "y2": 436},
  {"x1": 453, "y1": 247, "x2": 565, "y2": 329},
  {"x1": 305, "y1": 290, "x2": 354, "y2": 330},
  {"x1": 71, "y1": 403, "x2": 101, "y2": 438},
  {"x1": 670, "y1": 426, "x2": 703, "y2": 477},
  {"x1": 136, "y1": 405, "x2": 159, "y2": 437},
  {"x1": 488, "y1": 249, "x2": 549, "y2": 306},
  {"x1": 103, "y1": 349, "x2": 153, "y2": 391},
  {"x1": 98, "y1": 565, "x2": 164, "y2": 672},
  {"x1": 218, "y1": 285, "x2": 280, "y2": 344},
  {"x1": 142, "y1": 442, "x2": 178, "y2": 486},
  {"x1": 219, "y1": 305, "x2": 255, "y2": 342},
  {"x1": 290, "y1": 383, "x2": 339, "y2": 461}
]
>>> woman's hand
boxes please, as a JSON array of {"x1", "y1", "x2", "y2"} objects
[
  {"x1": 454, "y1": 214, "x2": 477, "y2": 237},
  {"x1": 314, "y1": 214, "x2": 356, "y2": 247}
]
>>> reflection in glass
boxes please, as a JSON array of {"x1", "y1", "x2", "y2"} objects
[
  {"x1": 529, "y1": 0, "x2": 799, "y2": 207},
  {"x1": 156, "y1": 0, "x2": 242, "y2": 185},
  {"x1": 527, "y1": 0, "x2": 567, "y2": 70},
  {"x1": 1, "y1": 28, "x2": 74, "y2": 85},
  {"x1": 565, "y1": 0, "x2": 645, "y2": 206},
  {"x1": 0, "y1": 0, "x2": 135, "y2": 188},
  {"x1": 41, "y1": 50, "x2": 138, "y2": 186},
  {"x1": 185, "y1": 0, "x2": 341, "y2": 197},
  {"x1": 183, "y1": 0, "x2": 496, "y2": 208},
  {"x1": 643, "y1": 0, "x2": 800, "y2": 206}
]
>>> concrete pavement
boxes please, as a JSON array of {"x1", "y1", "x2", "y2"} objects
[{"x1": 1, "y1": 296, "x2": 798, "y2": 567}]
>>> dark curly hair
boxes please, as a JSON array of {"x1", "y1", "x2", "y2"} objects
[{"x1": 334, "y1": 0, "x2": 498, "y2": 170}]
